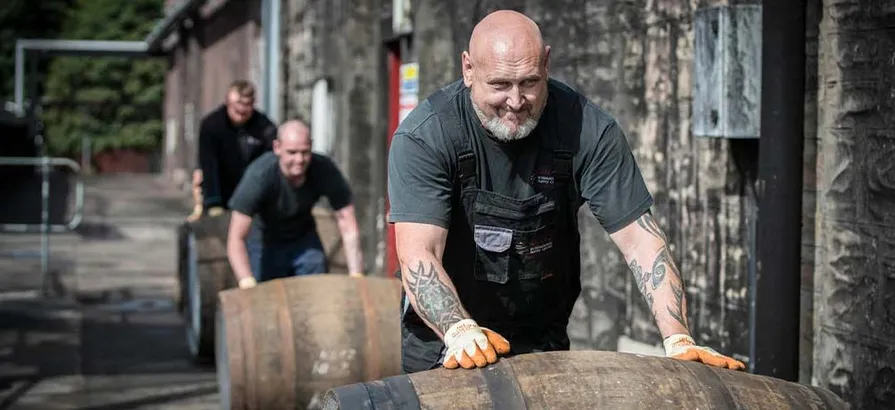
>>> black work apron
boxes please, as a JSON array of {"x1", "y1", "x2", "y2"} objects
[{"x1": 399, "y1": 89, "x2": 582, "y2": 374}]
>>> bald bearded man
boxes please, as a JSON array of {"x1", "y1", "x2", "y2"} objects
[
  {"x1": 388, "y1": 10, "x2": 745, "y2": 373},
  {"x1": 226, "y1": 120, "x2": 364, "y2": 289}
]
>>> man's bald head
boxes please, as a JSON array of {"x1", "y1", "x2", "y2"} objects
[
  {"x1": 467, "y1": 10, "x2": 546, "y2": 67},
  {"x1": 274, "y1": 119, "x2": 313, "y2": 183},
  {"x1": 462, "y1": 10, "x2": 550, "y2": 142},
  {"x1": 277, "y1": 119, "x2": 311, "y2": 144}
]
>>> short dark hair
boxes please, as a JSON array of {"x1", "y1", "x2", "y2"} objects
[{"x1": 228, "y1": 80, "x2": 255, "y2": 98}]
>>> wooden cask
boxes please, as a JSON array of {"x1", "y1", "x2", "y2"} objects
[
  {"x1": 216, "y1": 275, "x2": 403, "y2": 410},
  {"x1": 176, "y1": 206, "x2": 348, "y2": 362},
  {"x1": 323, "y1": 351, "x2": 847, "y2": 410},
  {"x1": 182, "y1": 212, "x2": 235, "y2": 362}
]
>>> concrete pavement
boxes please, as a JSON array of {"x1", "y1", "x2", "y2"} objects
[{"x1": 0, "y1": 174, "x2": 218, "y2": 409}]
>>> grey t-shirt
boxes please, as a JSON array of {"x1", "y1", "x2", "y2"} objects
[
  {"x1": 387, "y1": 79, "x2": 652, "y2": 234},
  {"x1": 229, "y1": 151, "x2": 353, "y2": 242}
]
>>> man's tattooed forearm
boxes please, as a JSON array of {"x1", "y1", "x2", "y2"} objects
[
  {"x1": 637, "y1": 212, "x2": 668, "y2": 243},
  {"x1": 406, "y1": 261, "x2": 466, "y2": 334},
  {"x1": 667, "y1": 276, "x2": 688, "y2": 329}
]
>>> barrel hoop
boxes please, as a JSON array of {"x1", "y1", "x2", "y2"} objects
[
  {"x1": 683, "y1": 361, "x2": 738, "y2": 409},
  {"x1": 482, "y1": 360, "x2": 528, "y2": 410},
  {"x1": 368, "y1": 375, "x2": 421, "y2": 409},
  {"x1": 356, "y1": 278, "x2": 382, "y2": 381},
  {"x1": 274, "y1": 280, "x2": 298, "y2": 406},
  {"x1": 326, "y1": 383, "x2": 373, "y2": 409},
  {"x1": 810, "y1": 385, "x2": 845, "y2": 410}
]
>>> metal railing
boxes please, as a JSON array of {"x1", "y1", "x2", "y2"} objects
[{"x1": 0, "y1": 156, "x2": 84, "y2": 296}]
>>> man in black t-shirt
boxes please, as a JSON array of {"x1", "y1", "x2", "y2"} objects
[
  {"x1": 197, "y1": 80, "x2": 277, "y2": 217},
  {"x1": 388, "y1": 10, "x2": 745, "y2": 373},
  {"x1": 226, "y1": 119, "x2": 364, "y2": 289}
]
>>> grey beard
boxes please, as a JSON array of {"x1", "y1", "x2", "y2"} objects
[{"x1": 472, "y1": 101, "x2": 539, "y2": 142}]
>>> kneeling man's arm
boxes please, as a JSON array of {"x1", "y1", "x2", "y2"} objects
[
  {"x1": 227, "y1": 211, "x2": 256, "y2": 288},
  {"x1": 334, "y1": 204, "x2": 364, "y2": 276}
]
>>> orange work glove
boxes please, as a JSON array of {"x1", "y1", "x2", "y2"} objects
[
  {"x1": 442, "y1": 319, "x2": 511, "y2": 369},
  {"x1": 664, "y1": 334, "x2": 746, "y2": 370}
]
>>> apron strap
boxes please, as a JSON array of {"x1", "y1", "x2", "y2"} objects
[{"x1": 430, "y1": 89, "x2": 477, "y2": 190}]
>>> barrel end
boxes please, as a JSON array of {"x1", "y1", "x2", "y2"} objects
[{"x1": 322, "y1": 383, "x2": 369, "y2": 410}]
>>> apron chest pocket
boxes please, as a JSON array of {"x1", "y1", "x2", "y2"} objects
[{"x1": 473, "y1": 225, "x2": 512, "y2": 284}]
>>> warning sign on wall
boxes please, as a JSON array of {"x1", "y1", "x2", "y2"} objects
[{"x1": 399, "y1": 63, "x2": 419, "y2": 124}]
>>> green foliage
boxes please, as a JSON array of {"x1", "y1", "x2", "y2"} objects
[
  {"x1": 42, "y1": 0, "x2": 166, "y2": 156},
  {"x1": 0, "y1": 0, "x2": 73, "y2": 100}
]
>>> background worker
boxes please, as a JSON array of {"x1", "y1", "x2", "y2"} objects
[
  {"x1": 226, "y1": 119, "x2": 364, "y2": 289},
  {"x1": 197, "y1": 80, "x2": 277, "y2": 217},
  {"x1": 388, "y1": 10, "x2": 745, "y2": 373}
]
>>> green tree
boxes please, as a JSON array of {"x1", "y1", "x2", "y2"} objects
[
  {"x1": 42, "y1": 0, "x2": 165, "y2": 157},
  {"x1": 0, "y1": 0, "x2": 74, "y2": 102}
]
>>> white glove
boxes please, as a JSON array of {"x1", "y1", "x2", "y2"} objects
[
  {"x1": 663, "y1": 334, "x2": 745, "y2": 370},
  {"x1": 238, "y1": 277, "x2": 257, "y2": 289},
  {"x1": 443, "y1": 319, "x2": 510, "y2": 369}
]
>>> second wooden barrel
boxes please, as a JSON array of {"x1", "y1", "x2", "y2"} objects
[
  {"x1": 178, "y1": 206, "x2": 348, "y2": 363},
  {"x1": 323, "y1": 350, "x2": 847, "y2": 410},
  {"x1": 216, "y1": 274, "x2": 403, "y2": 410}
]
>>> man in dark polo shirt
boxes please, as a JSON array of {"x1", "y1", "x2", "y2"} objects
[
  {"x1": 226, "y1": 119, "x2": 364, "y2": 289},
  {"x1": 197, "y1": 80, "x2": 277, "y2": 217},
  {"x1": 388, "y1": 10, "x2": 745, "y2": 373}
]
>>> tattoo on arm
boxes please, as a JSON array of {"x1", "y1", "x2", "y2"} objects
[
  {"x1": 650, "y1": 246, "x2": 670, "y2": 290},
  {"x1": 628, "y1": 212, "x2": 689, "y2": 332},
  {"x1": 667, "y1": 276, "x2": 688, "y2": 328},
  {"x1": 405, "y1": 261, "x2": 466, "y2": 334},
  {"x1": 629, "y1": 259, "x2": 654, "y2": 311},
  {"x1": 637, "y1": 212, "x2": 668, "y2": 243}
]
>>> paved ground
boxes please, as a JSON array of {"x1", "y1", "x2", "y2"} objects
[{"x1": 0, "y1": 174, "x2": 218, "y2": 410}]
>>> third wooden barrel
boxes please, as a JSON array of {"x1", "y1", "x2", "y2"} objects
[
  {"x1": 216, "y1": 274, "x2": 403, "y2": 410},
  {"x1": 322, "y1": 350, "x2": 847, "y2": 410},
  {"x1": 183, "y1": 211, "x2": 235, "y2": 362}
]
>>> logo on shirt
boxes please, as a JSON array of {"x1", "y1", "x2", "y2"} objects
[{"x1": 529, "y1": 167, "x2": 555, "y2": 189}]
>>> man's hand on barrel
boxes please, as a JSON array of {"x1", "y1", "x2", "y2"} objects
[
  {"x1": 238, "y1": 277, "x2": 257, "y2": 289},
  {"x1": 186, "y1": 205, "x2": 203, "y2": 223},
  {"x1": 663, "y1": 334, "x2": 745, "y2": 370},
  {"x1": 443, "y1": 319, "x2": 511, "y2": 369}
]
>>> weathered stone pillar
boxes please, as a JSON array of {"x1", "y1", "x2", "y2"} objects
[{"x1": 814, "y1": 0, "x2": 895, "y2": 407}]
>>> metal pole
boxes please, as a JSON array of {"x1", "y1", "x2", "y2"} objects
[
  {"x1": 753, "y1": 0, "x2": 807, "y2": 381},
  {"x1": 26, "y1": 52, "x2": 52, "y2": 297},
  {"x1": 15, "y1": 43, "x2": 25, "y2": 114},
  {"x1": 269, "y1": 0, "x2": 281, "y2": 123}
]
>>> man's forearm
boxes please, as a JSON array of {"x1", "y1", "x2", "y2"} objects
[
  {"x1": 342, "y1": 230, "x2": 364, "y2": 274},
  {"x1": 334, "y1": 206, "x2": 364, "y2": 274},
  {"x1": 227, "y1": 238, "x2": 254, "y2": 282},
  {"x1": 626, "y1": 214, "x2": 689, "y2": 338},
  {"x1": 400, "y1": 255, "x2": 470, "y2": 337}
]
